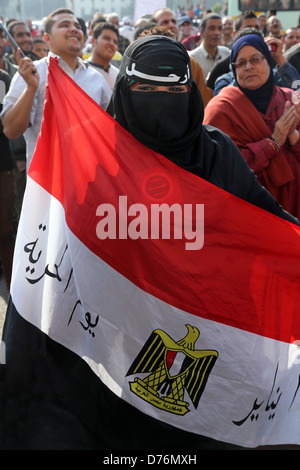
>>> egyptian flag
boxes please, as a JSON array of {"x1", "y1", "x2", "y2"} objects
[{"x1": 1, "y1": 58, "x2": 300, "y2": 451}]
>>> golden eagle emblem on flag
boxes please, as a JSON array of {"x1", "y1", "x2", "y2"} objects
[{"x1": 127, "y1": 324, "x2": 218, "y2": 415}]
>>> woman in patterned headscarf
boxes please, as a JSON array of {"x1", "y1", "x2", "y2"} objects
[{"x1": 108, "y1": 34, "x2": 296, "y2": 222}]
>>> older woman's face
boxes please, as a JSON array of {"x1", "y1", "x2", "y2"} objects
[{"x1": 234, "y1": 45, "x2": 270, "y2": 90}]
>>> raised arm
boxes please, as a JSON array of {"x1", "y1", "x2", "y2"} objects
[{"x1": 2, "y1": 49, "x2": 39, "y2": 139}]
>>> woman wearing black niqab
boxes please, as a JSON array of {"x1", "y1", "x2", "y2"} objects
[
  {"x1": 109, "y1": 35, "x2": 202, "y2": 160},
  {"x1": 107, "y1": 35, "x2": 297, "y2": 223}
]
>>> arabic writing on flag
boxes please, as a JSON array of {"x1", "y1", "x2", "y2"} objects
[{"x1": 2, "y1": 57, "x2": 300, "y2": 449}]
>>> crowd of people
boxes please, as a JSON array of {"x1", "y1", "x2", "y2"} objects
[{"x1": 1, "y1": 6, "x2": 300, "y2": 294}]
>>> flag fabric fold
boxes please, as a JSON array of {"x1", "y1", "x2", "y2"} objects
[{"x1": 1, "y1": 58, "x2": 300, "y2": 450}]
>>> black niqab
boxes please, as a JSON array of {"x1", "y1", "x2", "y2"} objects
[{"x1": 107, "y1": 35, "x2": 218, "y2": 177}]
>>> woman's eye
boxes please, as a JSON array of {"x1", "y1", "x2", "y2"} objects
[
  {"x1": 169, "y1": 87, "x2": 185, "y2": 92},
  {"x1": 138, "y1": 86, "x2": 154, "y2": 91}
]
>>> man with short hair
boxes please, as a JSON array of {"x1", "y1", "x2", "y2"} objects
[
  {"x1": 26, "y1": 18, "x2": 38, "y2": 38},
  {"x1": 32, "y1": 38, "x2": 48, "y2": 58},
  {"x1": 222, "y1": 16, "x2": 234, "y2": 49},
  {"x1": 265, "y1": 15, "x2": 283, "y2": 40},
  {"x1": 119, "y1": 16, "x2": 134, "y2": 43},
  {"x1": 6, "y1": 20, "x2": 39, "y2": 64},
  {"x1": 106, "y1": 12, "x2": 130, "y2": 55},
  {"x1": 283, "y1": 28, "x2": 300, "y2": 73},
  {"x1": 87, "y1": 22, "x2": 119, "y2": 91},
  {"x1": 233, "y1": 10, "x2": 259, "y2": 34},
  {"x1": 151, "y1": 8, "x2": 179, "y2": 38},
  {"x1": 0, "y1": 29, "x2": 18, "y2": 77},
  {"x1": 189, "y1": 13, "x2": 231, "y2": 80},
  {"x1": 206, "y1": 11, "x2": 259, "y2": 89},
  {"x1": 283, "y1": 27, "x2": 300, "y2": 53},
  {"x1": 257, "y1": 13, "x2": 267, "y2": 35},
  {"x1": 1, "y1": 8, "x2": 111, "y2": 171}
]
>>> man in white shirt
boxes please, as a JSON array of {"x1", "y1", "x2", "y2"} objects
[
  {"x1": 189, "y1": 13, "x2": 231, "y2": 80},
  {"x1": 1, "y1": 8, "x2": 111, "y2": 171},
  {"x1": 119, "y1": 16, "x2": 134, "y2": 43},
  {"x1": 87, "y1": 22, "x2": 119, "y2": 92}
]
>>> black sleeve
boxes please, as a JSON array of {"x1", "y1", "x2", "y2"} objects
[
  {"x1": 206, "y1": 127, "x2": 299, "y2": 226},
  {"x1": 206, "y1": 56, "x2": 230, "y2": 89},
  {"x1": 230, "y1": 143, "x2": 298, "y2": 224},
  {"x1": 288, "y1": 53, "x2": 300, "y2": 74}
]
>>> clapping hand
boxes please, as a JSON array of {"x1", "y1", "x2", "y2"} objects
[
  {"x1": 287, "y1": 93, "x2": 300, "y2": 146},
  {"x1": 272, "y1": 99, "x2": 300, "y2": 147}
]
